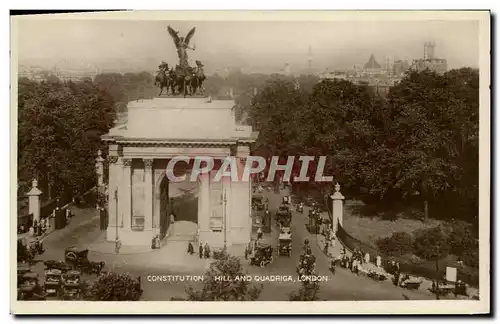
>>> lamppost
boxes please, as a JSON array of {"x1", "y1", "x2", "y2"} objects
[
  {"x1": 114, "y1": 188, "x2": 121, "y2": 254},
  {"x1": 223, "y1": 189, "x2": 227, "y2": 251}
]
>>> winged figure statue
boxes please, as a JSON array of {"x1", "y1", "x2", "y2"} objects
[{"x1": 167, "y1": 25, "x2": 196, "y2": 70}]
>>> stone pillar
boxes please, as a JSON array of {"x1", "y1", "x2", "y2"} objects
[
  {"x1": 106, "y1": 156, "x2": 119, "y2": 241},
  {"x1": 331, "y1": 182, "x2": 345, "y2": 235},
  {"x1": 222, "y1": 176, "x2": 232, "y2": 247},
  {"x1": 95, "y1": 150, "x2": 105, "y2": 187},
  {"x1": 26, "y1": 179, "x2": 42, "y2": 224},
  {"x1": 198, "y1": 171, "x2": 210, "y2": 242},
  {"x1": 122, "y1": 158, "x2": 132, "y2": 230},
  {"x1": 143, "y1": 159, "x2": 154, "y2": 231}
]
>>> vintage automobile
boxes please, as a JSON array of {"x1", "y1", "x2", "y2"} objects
[
  {"x1": 18, "y1": 283, "x2": 46, "y2": 301},
  {"x1": 18, "y1": 272, "x2": 47, "y2": 300},
  {"x1": 249, "y1": 243, "x2": 274, "y2": 268},
  {"x1": 44, "y1": 269, "x2": 62, "y2": 296},
  {"x1": 277, "y1": 234, "x2": 292, "y2": 257},
  {"x1": 61, "y1": 270, "x2": 82, "y2": 300},
  {"x1": 252, "y1": 194, "x2": 265, "y2": 210},
  {"x1": 276, "y1": 204, "x2": 292, "y2": 226},
  {"x1": 65, "y1": 246, "x2": 105, "y2": 274},
  {"x1": 44, "y1": 260, "x2": 72, "y2": 273}
]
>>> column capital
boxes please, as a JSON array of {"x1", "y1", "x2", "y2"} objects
[
  {"x1": 143, "y1": 158, "x2": 154, "y2": 168},
  {"x1": 122, "y1": 158, "x2": 132, "y2": 167},
  {"x1": 107, "y1": 156, "x2": 118, "y2": 164}
]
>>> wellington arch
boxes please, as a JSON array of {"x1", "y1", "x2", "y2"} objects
[{"x1": 101, "y1": 97, "x2": 258, "y2": 248}]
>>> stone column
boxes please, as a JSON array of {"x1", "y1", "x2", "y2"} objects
[
  {"x1": 198, "y1": 170, "x2": 210, "y2": 242},
  {"x1": 331, "y1": 182, "x2": 345, "y2": 235},
  {"x1": 26, "y1": 179, "x2": 42, "y2": 224},
  {"x1": 95, "y1": 150, "x2": 105, "y2": 187},
  {"x1": 143, "y1": 159, "x2": 154, "y2": 231},
  {"x1": 106, "y1": 156, "x2": 119, "y2": 241},
  {"x1": 122, "y1": 158, "x2": 132, "y2": 230},
  {"x1": 222, "y1": 176, "x2": 232, "y2": 247}
]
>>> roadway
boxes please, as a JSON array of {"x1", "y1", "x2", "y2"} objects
[{"x1": 251, "y1": 188, "x2": 435, "y2": 301}]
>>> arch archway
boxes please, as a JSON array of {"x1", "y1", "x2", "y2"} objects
[{"x1": 155, "y1": 169, "x2": 199, "y2": 241}]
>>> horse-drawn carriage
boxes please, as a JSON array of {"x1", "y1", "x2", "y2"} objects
[
  {"x1": 65, "y1": 246, "x2": 105, "y2": 275},
  {"x1": 249, "y1": 243, "x2": 274, "y2": 268}
]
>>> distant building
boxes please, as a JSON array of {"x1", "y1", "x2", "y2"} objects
[
  {"x1": 410, "y1": 41, "x2": 448, "y2": 74},
  {"x1": 393, "y1": 59, "x2": 410, "y2": 76},
  {"x1": 364, "y1": 54, "x2": 383, "y2": 74}
]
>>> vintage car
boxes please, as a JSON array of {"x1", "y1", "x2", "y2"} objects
[
  {"x1": 249, "y1": 243, "x2": 274, "y2": 268},
  {"x1": 18, "y1": 283, "x2": 46, "y2": 301},
  {"x1": 44, "y1": 269, "x2": 62, "y2": 296},
  {"x1": 44, "y1": 260, "x2": 72, "y2": 273},
  {"x1": 252, "y1": 194, "x2": 265, "y2": 210},
  {"x1": 276, "y1": 205, "x2": 292, "y2": 226},
  {"x1": 277, "y1": 234, "x2": 292, "y2": 257},
  {"x1": 65, "y1": 246, "x2": 105, "y2": 274},
  {"x1": 61, "y1": 270, "x2": 82, "y2": 300},
  {"x1": 22, "y1": 272, "x2": 40, "y2": 287}
]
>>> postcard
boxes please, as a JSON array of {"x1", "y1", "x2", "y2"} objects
[{"x1": 10, "y1": 10, "x2": 490, "y2": 315}]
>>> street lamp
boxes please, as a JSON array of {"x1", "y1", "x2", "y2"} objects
[
  {"x1": 223, "y1": 189, "x2": 227, "y2": 251},
  {"x1": 114, "y1": 188, "x2": 121, "y2": 254}
]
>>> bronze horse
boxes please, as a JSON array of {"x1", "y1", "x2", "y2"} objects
[
  {"x1": 155, "y1": 62, "x2": 206, "y2": 97},
  {"x1": 155, "y1": 63, "x2": 174, "y2": 96}
]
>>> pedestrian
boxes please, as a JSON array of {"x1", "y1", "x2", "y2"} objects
[
  {"x1": 364, "y1": 252, "x2": 370, "y2": 264},
  {"x1": 187, "y1": 241, "x2": 194, "y2": 255},
  {"x1": 324, "y1": 241, "x2": 329, "y2": 255},
  {"x1": 257, "y1": 227, "x2": 263, "y2": 240},
  {"x1": 204, "y1": 242, "x2": 211, "y2": 259},
  {"x1": 199, "y1": 242, "x2": 203, "y2": 259}
]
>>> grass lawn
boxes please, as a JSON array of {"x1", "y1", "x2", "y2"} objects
[{"x1": 343, "y1": 201, "x2": 445, "y2": 247}]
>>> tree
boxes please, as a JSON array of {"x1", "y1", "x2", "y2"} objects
[
  {"x1": 18, "y1": 77, "x2": 115, "y2": 200},
  {"x1": 385, "y1": 69, "x2": 479, "y2": 222},
  {"x1": 185, "y1": 250, "x2": 263, "y2": 301},
  {"x1": 88, "y1": 272, "x2": 142, "y2": 301},
  {"x1": 413, "y1": 226, "x2": 450, "y2": 300},
  {"x1": 447, "y1": 220, "x2": 478, "y2": 267}
]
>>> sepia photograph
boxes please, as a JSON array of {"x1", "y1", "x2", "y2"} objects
[{"x1": 10, "y1": 10, "x2": 490, "y2": 315}]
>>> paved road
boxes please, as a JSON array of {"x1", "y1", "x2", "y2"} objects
[{"x1": 252, "y1": 188, "x2": 435, "y2": 301}]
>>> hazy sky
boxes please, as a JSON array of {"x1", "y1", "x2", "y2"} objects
[{"x1": 15, "y1": 19, "x2": 479, "y2": 70}]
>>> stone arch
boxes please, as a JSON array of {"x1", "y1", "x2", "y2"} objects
[{"x1": 154, "y1": 168, "x2": 199, "y2": 241}]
